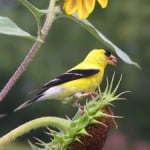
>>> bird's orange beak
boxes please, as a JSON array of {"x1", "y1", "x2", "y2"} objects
[{"x1": 107, "y1": 54, "x2": 117, "y2": 66}]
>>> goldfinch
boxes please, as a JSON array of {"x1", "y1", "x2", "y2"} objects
[{"x1": 14, "y1": 49, "x2": 117, "y2": 112}]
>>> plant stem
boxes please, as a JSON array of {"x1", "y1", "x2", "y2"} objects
[
  {"x1": 0, "y1": 116, "x2": 70, "y2": 147},
  {"x1": 0, "y1": 0, "x2": 57, "y2": 102}
]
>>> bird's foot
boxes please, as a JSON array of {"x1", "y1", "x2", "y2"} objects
[
  {"x1": 72, "y1": 92, "x2": 99, "y2": 113},
  {"x1": 73, "y1": 102, "x2": 85, "y2": 115},
  {"x1": 74, "y1": 92, "x2": 98, "y2": 100},
  {"x1": 87, "y1": 92, "x2": 98, "y2": 99},
  {"x1": 73, "y1": 102, "x2": 85, "y2": 110}
]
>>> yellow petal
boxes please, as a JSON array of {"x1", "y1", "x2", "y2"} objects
[
  {"x1": 63, "y1": 0, "x2": 77, "y2": 15},
  {"x1": 97, "y1": 0, "x2": 108, "y2": 8},
  {"x1": 85, "y1": 0, "x2": 96, "y2": 14},
  {"x1": 77, "y1": 0, "x2": 95, "y2": 19}
]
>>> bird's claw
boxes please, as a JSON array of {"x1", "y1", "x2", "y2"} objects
[
  {"x1": 87, "y1": 92, "x2": 98, "y2": 99},
  {"x1": 74, "y1": 92, "x2": 98, "y2": 100},
  {"x1": 73, "y1": 102, "x2": 85, "y2": 110}
]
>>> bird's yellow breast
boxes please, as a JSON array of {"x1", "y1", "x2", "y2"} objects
[{"x1": 57, "y1": 70, "x2": 103, "y2": 102}]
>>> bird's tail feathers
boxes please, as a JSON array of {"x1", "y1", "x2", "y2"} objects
[
  {"x1": 14, "y1": 98, "x2": 36, "y2": 112},
  {"x1": 0, "y1": 113, "x2": 8, "y2": 118}
]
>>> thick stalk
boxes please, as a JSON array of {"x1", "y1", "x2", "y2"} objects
[
  {"x1": 0, "y1": 0, "x2": 57, "y2": 102},
  {"x1": 0, "y1": 117, "x2": 70, "y2": 147}
]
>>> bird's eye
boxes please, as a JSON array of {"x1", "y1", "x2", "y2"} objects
[{"x1": 105, "y1": 50, "x2": 111, "y2": 57}]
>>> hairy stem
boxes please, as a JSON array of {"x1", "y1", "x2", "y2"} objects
[
  {"x1": 0, "y1": 0, "x2": 57, "y2": 102},
  {"x1": 0, "y1": 117, "x2": 70, "y2": 147}
]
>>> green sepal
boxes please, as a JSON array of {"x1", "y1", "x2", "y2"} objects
[
  {"x1": 74, "y1": 137, "x2": 82, "y2": 144},
  {"x1": 90, "y1": 119, "x2": 107, "y2": 127},
  {"x1": 78, "y1": 129, "x2": 91, "y2": 137}
]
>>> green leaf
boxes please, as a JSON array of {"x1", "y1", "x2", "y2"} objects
[
  {"x1": 0, "y1": 16, "x2": 36, "y2": 41},
  {"x1": 19, "y1": 0, "x2": 44, "y2": 18},
  {"x1": 19, "y1": 0, "x2": 46, "y2": 38},
  {"x1": 64, "y1": 15, "x2": 140, "y2": 69}
]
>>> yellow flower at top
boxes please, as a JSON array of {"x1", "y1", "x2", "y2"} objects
[{"x1": 63, "y1": 0, "x2": 108, "y2": 19}]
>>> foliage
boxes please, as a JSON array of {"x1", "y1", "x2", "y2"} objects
[
  {"x1": 0, "y1": 74, "x2": 124, "y2": 149},
  {"x1": 0, "y1": 0, "x2": 149, "y2": 149}
]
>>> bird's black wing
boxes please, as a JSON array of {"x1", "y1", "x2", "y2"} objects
[
  {"x1": 13, "y1": 69, "x2": 100, "y2": 112},
  {"x1": 37, "y1": 69, "x2": 100, "y2": 95}
]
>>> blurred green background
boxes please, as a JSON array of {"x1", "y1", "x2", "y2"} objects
[{"x1": 0, "y1": 0, "x2": 150, "y2": 149}]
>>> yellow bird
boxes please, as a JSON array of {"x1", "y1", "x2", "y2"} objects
[{"x1": 14, "y1": 49, "x2": 117, "y2": 112}]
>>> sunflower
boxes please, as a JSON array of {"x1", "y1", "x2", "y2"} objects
[{"x1": 63, "y1": 0, "x2": 108, "y2": 19}]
